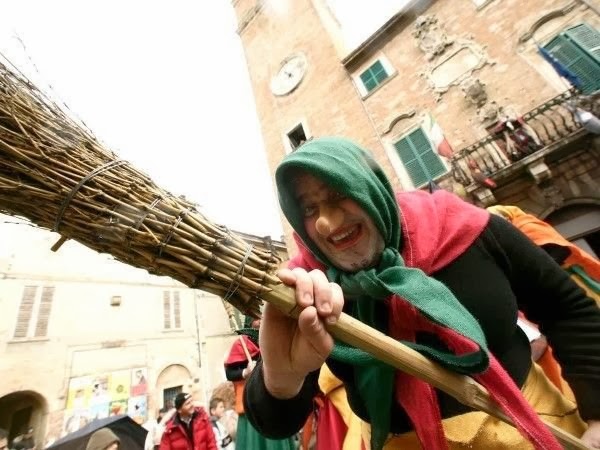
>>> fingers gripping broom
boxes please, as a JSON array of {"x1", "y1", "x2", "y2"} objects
[{"x1": 0, "y1": 58, "x2": 587, "y2": 449}]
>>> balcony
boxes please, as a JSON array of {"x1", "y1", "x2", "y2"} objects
[{"x1": 450, "y1": 90, "x2": 592, "y2": 198}]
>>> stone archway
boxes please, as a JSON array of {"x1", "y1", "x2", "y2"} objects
[
  {"x1": 544, "y1": 201, "x2": 600, "y2": 258},
  {"x1": 154, "y1": 364, "x2": 193, "y2": 411},
  {"x1": 0, "y1": 390, "x2": 48, "y2": 446}
]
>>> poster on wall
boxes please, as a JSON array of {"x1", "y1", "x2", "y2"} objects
[
  {"x1": 66, "y1": 376, "x2": 92, "y2": 411},
  {"x1": 109, "y1": 399, "x2": 128, "y2": 416},
  {"x1": 64, "y1": 368, "x2": 148, "y2": 434},
  {"x1": 128, "y1": 396, "x2": 148, "y2": 424},
  {"x1": 109, "y1": 370, "x2": 131, "y2": 402},
  {"x1": 130, "y1": 367, "x2": 148, "y2": 396},
  {"x1": 63, "y1": 411, "x2": 88, "y2": 437},
  {"x1": 90, "y1": 374, "x2": 111, "y2": 406},
  {"x1": 89, "y1": 402, "x2": 109, "y2": 421}
]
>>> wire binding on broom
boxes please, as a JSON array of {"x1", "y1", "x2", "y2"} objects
[{"x1": 53, "y1": 159, "x2": 128, "y2": 232}]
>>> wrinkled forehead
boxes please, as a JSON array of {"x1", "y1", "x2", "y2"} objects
[{"x1": 291, "y1": 170, "x2": 332, "y2": 202}]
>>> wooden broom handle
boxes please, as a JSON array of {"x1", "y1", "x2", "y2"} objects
[
  {"x1": 239, "y1": 335, "x2": 253, "y2": 364},
  {"x1": 264, "y1": 284, "x2": 590, "y2": 450}
]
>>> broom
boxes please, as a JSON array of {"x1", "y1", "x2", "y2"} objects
[{"x1": 0, "y1": 56, "x2": 588, "y2": 449}]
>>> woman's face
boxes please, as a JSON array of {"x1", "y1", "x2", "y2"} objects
[{"x1": 293, "y1": 172, "x2": 384, "y2": 272}]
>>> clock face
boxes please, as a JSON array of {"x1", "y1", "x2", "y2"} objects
[{"x1": 270, "y1": 53, "x2": 307, "y2": 96}]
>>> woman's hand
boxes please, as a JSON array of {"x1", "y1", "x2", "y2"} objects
[
  {"x1": 581, "y1": 420, "x2": 600, "y2": 448},
  {"x1": 259, "y1": 267, "x2": 344, "y2": 399}
]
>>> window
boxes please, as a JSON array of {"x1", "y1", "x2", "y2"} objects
[
  {"x1": 163, "y1": 290, "x2": 181, "y2": 329},
  {"x1": 287, "y1": 123, "x2": 307, "y2": 151},
  {"x1": 359, "y1": 60, "x2": 390, "y2": 93},
  {"x1": 544, "y1": 23, "x2": 600, "y2": 94},
  {"x1": 163, "y1": 385, "x2": 183, "y2": 409},
  {"x1": 13, "y1": 285, "x2": 55, "y2": 339},
  {"x1": 394, "y1": 127, "x2": 447, "y2": 188},
  {"x1": 283, "y1": 120, "x2": 311, "y2": 154}
]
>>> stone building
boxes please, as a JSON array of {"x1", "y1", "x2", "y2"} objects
[
  {"x1": 0, "y1": 220, "x2": 283, "y2": 446},
  {"x1": 231, "y1": 0, "x2": 600, "y2": 257}
]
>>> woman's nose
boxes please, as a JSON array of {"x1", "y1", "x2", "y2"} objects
[{"x1": 315, "y1": 204, "x2": 342, "y2": 236}]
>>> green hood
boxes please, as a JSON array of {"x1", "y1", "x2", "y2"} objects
[{"x1": 276, "y1": 136, "x2": 400, "y2": 267}]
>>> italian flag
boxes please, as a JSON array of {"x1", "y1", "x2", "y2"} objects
[{"x1": 424, "y1": 113, "x2": 453, "y2": 158}]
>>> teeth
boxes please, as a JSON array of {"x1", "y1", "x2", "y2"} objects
[{"x1": 331, "y1": 227, "x2": 355, "y2": 242}]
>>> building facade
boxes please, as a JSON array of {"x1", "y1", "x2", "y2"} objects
[
  {"x1": 0, "y1": 219, "x2": 243, "y2": 446},
  {"x1": 232, "y1": 0, "x2": 600, "y2": 257}
]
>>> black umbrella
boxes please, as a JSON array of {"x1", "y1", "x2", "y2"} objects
[{"x1": 47, "y1": 415, "x2": 147, "y2": 450}]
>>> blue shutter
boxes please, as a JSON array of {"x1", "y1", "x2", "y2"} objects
[
  {"x1": 545, "y1": 24, "x2": 600, "y2": 94},
  {"x1": 394, "y1": 128, "x2": 446, "y2": 188}
]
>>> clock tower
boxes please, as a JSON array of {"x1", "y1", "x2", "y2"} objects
[{"x1": 230, "y1": 0, "x2": 395, "y2": 186}]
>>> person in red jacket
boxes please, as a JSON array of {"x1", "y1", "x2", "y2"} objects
[{"x1": 160, "y1": 393, "x2": 217, "y2": 450}]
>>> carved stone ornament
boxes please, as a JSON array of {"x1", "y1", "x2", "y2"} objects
[
  {"x1": 412, "y1": 15, "x2": 453, "y2": 61},
  {"x1": 478, "y1": 101, "x2": 501, "y2": 125},
  {"x1": 461, "y1": 77, "x2": 488, "y2": 107},
  {"x1": 422, "y1": 39, "x2": 493, "y2": 99}
]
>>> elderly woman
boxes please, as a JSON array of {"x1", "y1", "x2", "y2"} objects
[{"x1": 243, "y1": 137, "x2": 600, "y2": 450}]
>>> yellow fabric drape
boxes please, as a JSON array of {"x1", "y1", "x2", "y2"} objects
[
  {"x1": 319, "y1": 365, "x2": 366, "y2": 450},
  {"x1": 369, "y1": 364, "x2": 586, "y2": 450}
]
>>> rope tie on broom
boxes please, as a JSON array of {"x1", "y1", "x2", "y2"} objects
[
  {"x1": 155, "y1": 206, "x2": 193, "y2": 259},
  {"x1": 223, "y1": 244, "x2": 254, "y2": 303},
  {"x1": 53, "y1": 159, "x2": 127, "y2": 232}
]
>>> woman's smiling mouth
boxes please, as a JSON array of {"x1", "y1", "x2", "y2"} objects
[{"x1": 327, "y1": 224, "x2": 362, "y2": 250}]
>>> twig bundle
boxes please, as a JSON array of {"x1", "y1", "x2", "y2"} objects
[
  {"x1": 0, "y1": 57, "x2": 587, "y2": 449},
  {"x1": 0, "y1": 57, "x2": 281, "y2": 318}
]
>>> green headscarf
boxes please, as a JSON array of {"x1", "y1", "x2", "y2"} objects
[{"x1": 276, "y1": 137, "x2": 489, "y2": 450}]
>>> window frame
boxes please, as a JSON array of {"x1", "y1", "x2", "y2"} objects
[
  {"x1": 354, "y1": 55, "x2": 396, "y2": 98},
  {"x1": 12, "y1": 285, "x2": 55, "y2": 340},
  {"x1": 283, "y1": 119, "x2": 311, "y2": 154},
  {"x1": 162, "y1": 290, "x2": 182, "y2": 331},
  {"x1": 390, "y1": 126, "x2": 449, "y2": 189}
]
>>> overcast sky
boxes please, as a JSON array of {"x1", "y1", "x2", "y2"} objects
[{"x1": 0, "y1": 0, "x2": 284, "y2": 238}]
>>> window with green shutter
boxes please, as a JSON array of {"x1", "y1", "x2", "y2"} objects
[
  {"x1": 359, "y1": 60, "x2": 389, "y2": 93},
  {"x1": 544, "y1": 23, "x2": 600, "y2": 94},
  {"x1": 394, "y1": 127, "x2": 447, "y2": 188}
]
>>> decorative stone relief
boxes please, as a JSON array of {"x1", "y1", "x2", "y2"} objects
[
  {"x1": 382, "y1": 109, "x2": 417, "y2": 135},
  {"x1": 478, "y1": 101, "x2": 501, "y2": 125},
  {"x1": 527, "y1": 161, "x2": 553, "y2": 184},
  {"x1": 422, "y1": 39, "x2": 493, "y2": 99},
  {"x1": 412, "y1": 15, "x2": 453, "y2": 61},
  {"x1": 461, "y1": 77, "x2": 488, "y2": 107}
]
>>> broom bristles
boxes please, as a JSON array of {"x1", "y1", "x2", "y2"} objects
[{"x1": 0, "y1": 55, "x2": 281, "y2": 317}]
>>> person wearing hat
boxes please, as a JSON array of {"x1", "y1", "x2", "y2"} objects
[
  {"x1": 86, "y1": 428, "x2": 120, "y2": 450},
  {"x1": 224, "y1": 317, "x2": 295, "y2": 450},
  {"x1": 160, "y1": 393, "x2": 217, "y2": 450}
]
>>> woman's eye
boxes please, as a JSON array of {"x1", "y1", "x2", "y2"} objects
[{"x1": 330, "y1": 192, "x2": 346, "y2": 201}]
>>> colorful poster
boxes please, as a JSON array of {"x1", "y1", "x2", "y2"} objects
[
  {"x1": 130, "y1": 368, "x2": 148, "y2": 396},
  {"x1": 109, "y1": 399, "x2": 128, "y2": 416},
  {"x1": 63, "y1": 411, "x2": 88, "y2": 435},
  {"x1": 89, "y1": 402, "x2": 110, "y2": 420},
  {"x1": 128, "y1": 396, "x2": 147, "y2": 424},
  {"x1": 109, "y1": 370, "x2": 130, "y2": 401},
  {"x1": 66, "y1": 376, "x2": 92, "y2": 411},
  {"x1": 90, "y1": 375, "x2": 111, "y2": 406}
]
